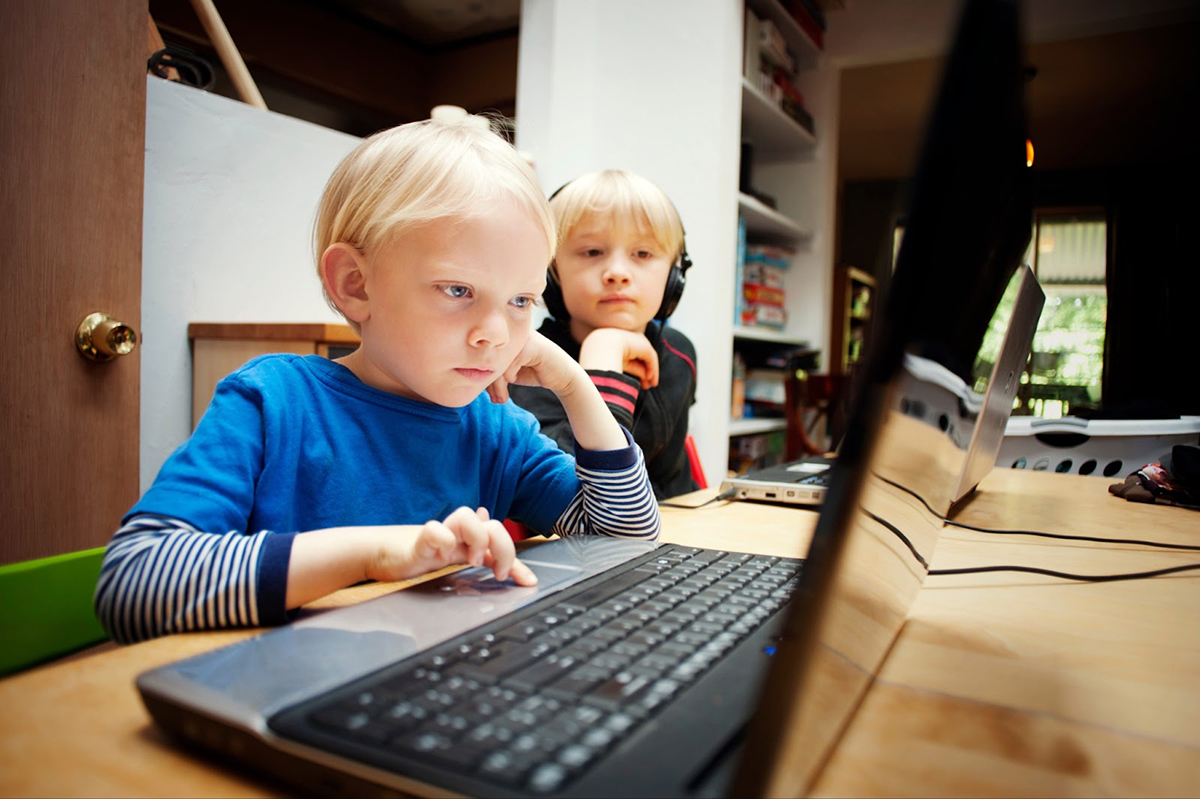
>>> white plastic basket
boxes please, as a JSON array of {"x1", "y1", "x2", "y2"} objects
[{"x1": 997, "y1": 416, "x2": 1200, "y2": 477}]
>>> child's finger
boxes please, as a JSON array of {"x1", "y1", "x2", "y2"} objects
[
  {"x1": 481, "y1": 518, "x2": 517, "y2": 581},
  {"x1": 486, "y1": 377, "x2": 509, "y2": 404},
  {"x1": 445, "y1": 506, "x2": 490, "y2": 567},
  {"x1": 507, "y1": 556, "x2": 538, "y2": 586},
  {"x1": 418, "y1": 520, "x2": 461, "y2": 561},
  {"x1": 505, "y1": 361, "x2": 525, "y2": 385},
  {"x1": 643, "y1": 355, "x2": 660, "y2": 388},
  {"x1": 625, "y1": 359, "x2": 656, "y2": 390}
]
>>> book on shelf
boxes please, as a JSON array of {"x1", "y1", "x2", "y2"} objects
[
  {"x1": 771, "y1": 67, "x2": 815, "y2": 135},
  {"x1": 772, "y1": 66, "x2": 805, "y2": 108},
  {"x1": 733, "y1": 216, "x2": 747, "y2": 326},
  {"x1": 746, "y1": 243, "x2": 793, "y2": 271},
  {"x1": 744, "y1": 283, "x2": 785, "y2": 306},
  {"x1": 758, "y1": 19, "x2": 794, "y2": 73},
  {"x1": 739, "y1": 242, "x2": 794, "y2": 331},
  {"x1": 780, "y1": 96, "x2": 815, "y2": 135},
  {"x1": 798, "y1": 0, "x2": 828, "y2": 29},
  {"x1": 741, "y1": 302, "x2": 788, "y2": 330},
  {"x1": 782, "y1": 0, "x2": 826, "y2": 49},
  {"x1": 744, "y1": 368, "x2": 787, "y2": 406}
]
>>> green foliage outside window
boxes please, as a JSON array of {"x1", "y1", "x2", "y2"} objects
[
  {"x1": 1030, "y1": 286, "x2": 1106, "y2": 391},
  {"x1": 973, "y1": 212, "x2": 1107, "y2": 418}
]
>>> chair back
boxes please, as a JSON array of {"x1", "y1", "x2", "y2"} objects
[
  {"x1": 685, "y1": 433, "x2": 708, "y2": 489},
  {"x1": 784, "y1": 370, "x2": 850, "y2": 459},
  {"x1": 0, "y1": 547, "x2": 108, "y2": 676}
]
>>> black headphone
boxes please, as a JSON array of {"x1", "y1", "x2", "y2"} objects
[{"x1": 543, "y1": 180, "x2": 692, "y2": 324}]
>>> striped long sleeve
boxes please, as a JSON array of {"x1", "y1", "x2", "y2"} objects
[
  {"x1": 550, "y1": 437, "x2": 660, "y2": 541},
  {"x1": 94, "y1": 515, "x2": 281, "y2": 644}
]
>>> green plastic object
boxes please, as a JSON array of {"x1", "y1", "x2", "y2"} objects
[{"x1": 0, "y1": 547, "x2": 109, "y2": 676}]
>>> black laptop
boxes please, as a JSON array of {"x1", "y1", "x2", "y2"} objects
[{"x1": 135, "y1": 1, "x2": 1035, "y2": 795}]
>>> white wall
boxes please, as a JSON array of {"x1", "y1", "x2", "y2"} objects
[
  {"x1": 516, "y1": 0, "x2": 745, "y2": 484},
  {"x1": 140, "y1": 78, "x2": 359, "y2": 491}
]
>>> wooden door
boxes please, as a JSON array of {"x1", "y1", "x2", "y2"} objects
[{"x1": 0, "y1": 0, "x2": 146, "y2": 564}]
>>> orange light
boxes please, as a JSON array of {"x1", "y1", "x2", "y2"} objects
[{"x1": 1026, "y1": 138, "x2": 1034, "y2": 167}]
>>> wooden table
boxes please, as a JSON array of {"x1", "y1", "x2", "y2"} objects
[{"x1": 1, "y1": 468, "x2": 1197, "y2": 797}]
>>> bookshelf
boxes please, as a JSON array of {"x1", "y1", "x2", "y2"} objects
[
  {"x1": 830, "y1": 266, "x2": 876, "y2": 374},
  {"x1": 731, "y1": 0, "x2": 832, "y2": 474}
]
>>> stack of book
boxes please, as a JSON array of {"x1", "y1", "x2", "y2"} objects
[
  {"x1": 735, "y1": 225, "x2": 793, "y2": 331},
  {"x1": 742, "y1": 7, "x2": 819, "y2": 135}
]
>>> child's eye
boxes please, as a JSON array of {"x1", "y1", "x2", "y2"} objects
[
  {"x1": 439, "y1": 284, "x2": 472, "y2": 299},
  {"x1": 511, "y1": 295, "x2": 538, "y2": 310},
  {"x1": 583, "y1": 248, "x2": 604, "y2": 258},
  {"x1": 634, "y1": 249, "x2": 654, "y2": 259}
]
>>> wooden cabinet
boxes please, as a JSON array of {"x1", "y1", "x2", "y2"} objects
[
  {"x1": 830, "y1": 266, "x2": 875, "y2": 374},
  {"x1": 188, "y1": 323, "x2": 358, "y2": 428}
]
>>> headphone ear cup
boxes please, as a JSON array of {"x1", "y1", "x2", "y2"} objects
[
  {"x1": 543, "y1": 266, "x2": 570, "y2": 321},
  {"x1": 655, "y1": 265, "x2": 686, "y2": 321}
]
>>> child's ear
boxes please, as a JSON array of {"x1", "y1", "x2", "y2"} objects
[{"x1": 321, "y1": 243, "x2": 371, "y2": 324}]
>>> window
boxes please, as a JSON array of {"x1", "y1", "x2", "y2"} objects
[{"x1": 1019, "y1": 210, "x2": 1108, "y2": 418}]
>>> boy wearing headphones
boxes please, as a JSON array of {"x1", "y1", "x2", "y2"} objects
[{"x1": 509, "y1": 170, "x2": 699, "y2": 500}]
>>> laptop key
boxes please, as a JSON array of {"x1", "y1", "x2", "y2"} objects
[
  {"x1": 543, "y1": 666, "x2": 608, "y2": 702},
  {"x1": 478, "y1": 750, "x2": 532, "y2": 787},
  {"x1": 557, "y1": 743, "x2": 597, "y2": 770},
  {"x1": 567, "y1": 569, "x2": 654, "y2": 608},
  {"x1": 452, "y1": 640, "x2": 552, "y2": 683},
  {"x1": 504, "y1": 653, "x2": 578, "y2": 692},
  {"x1": 527, "y1": 762, "x2": 569, "y2": 793},
  {"x1": 584, "y1": 671, "x2": 651, "y2": 711}
]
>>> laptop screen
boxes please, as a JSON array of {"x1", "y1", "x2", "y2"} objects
[{"x1": 734, "y1": 0, "x2": 1033, "y2": 793}]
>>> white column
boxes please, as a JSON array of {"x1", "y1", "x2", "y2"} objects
[{"x1": 516, "y1": 0, "x2": 744, "y2": 484}]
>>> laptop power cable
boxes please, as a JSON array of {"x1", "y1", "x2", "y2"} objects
[
  {"x1": 659, "y1": 488, "x2": 737, "y2": 509},
  {"x1": 874, "y1": 472, "x2": 1200, "y2": 552},
  {"x1": 867, "y1": 473, "x2": 1200, "y2": 583}
]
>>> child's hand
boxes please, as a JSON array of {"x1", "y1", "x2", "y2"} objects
[
  {"x1": 487, "y1": 330, "x2": 584, "y2": 403},
  {"x1": 368, "y1": 507, "x2": 538, "y2": 587},
  {"x1": 579, "y1": 328, "x2": 660, "y2": 389}
]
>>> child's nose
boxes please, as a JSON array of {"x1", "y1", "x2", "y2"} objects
[
  {"x1": 602, "y1": 255, "x2": 633, "y2": 284},
  {"x1": 469, "y1": 306, "x2": 509, "y2": 348}
]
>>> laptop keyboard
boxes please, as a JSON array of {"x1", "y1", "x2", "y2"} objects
[{"x1": 272, "y1": 544, "x2": 801, "y2": 794}]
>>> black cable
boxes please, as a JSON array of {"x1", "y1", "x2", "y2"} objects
[
  {"x1": 861, "y1": 472, "x2": 1200, "y2": 583},
  {"x1": 864, "y1": 510, "x2": 928, "y2": 570},
  {"x1": 873, "y1": 472, "x2": 1200, "y2": 552},
  {"x1": 945, "y1": 517, "x2": 1200, "y2": 551},
  {"x1": 928, "y1": 563, "x2": 1200, "y2": 582},
  {"x1": 660, "y1": 488, "x2": 736, "y2": 509}
]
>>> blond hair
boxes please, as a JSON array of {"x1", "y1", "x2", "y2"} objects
[
  {"x1": 549, "y1": 170, "x2": 685, "y2": 263},
  {"x1": 314, "y1": 116, "x2": 556, "y2": 312}
]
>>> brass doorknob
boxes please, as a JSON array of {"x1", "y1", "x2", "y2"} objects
[{"x1": 75, "y1": 312, "x2": 138, "y2": 362}]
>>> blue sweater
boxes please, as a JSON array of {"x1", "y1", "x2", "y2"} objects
[{"x1": 96, "y1": 355, "x2": 658, "y2": 643}]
